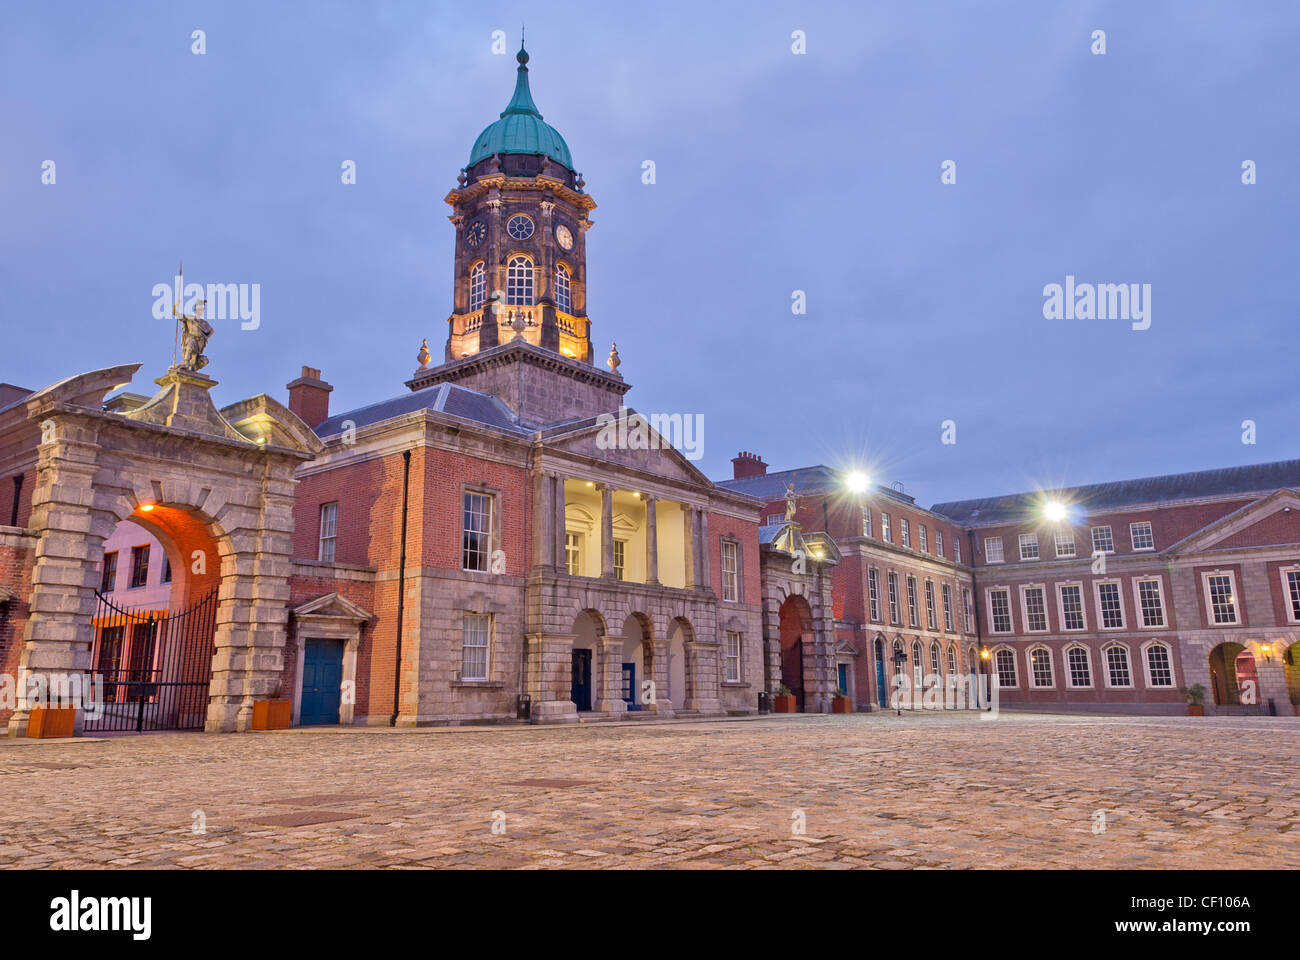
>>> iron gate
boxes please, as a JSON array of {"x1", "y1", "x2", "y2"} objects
[{"x1": 86, "y1": 589, "x2": 218, "y2": 732}]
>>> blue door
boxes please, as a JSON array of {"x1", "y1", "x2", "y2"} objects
[
  {"x1": 837, "y1": 663, "x2": 850, "y2": 696},
  {"x1": 622, "y1": 662, "x2": 640, "y2": 711},
  {"x1": 300, "y1": 637, "x2": 343, "y2": 725},
  {"x1": 875, "y1": 640, "x2": 887, "y2": 706}
]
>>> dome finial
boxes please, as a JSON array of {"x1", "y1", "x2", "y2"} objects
[{"x1": 517, "y1": 26, "x2": 528, "y2": 66}]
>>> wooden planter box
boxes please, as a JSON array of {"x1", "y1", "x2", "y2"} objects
[
  {"x1": 252, "y1": 699, "x2": 292, "y2": 730},
  {"x1": 773, "y1": 695, "x2": 796, "y2": 713},
  {"x1": 832, "y1": 697, "x2": 852, "y2": 714},
  {"x1": 1187, "y1": 704, "x2": 1204, "y2": 717},
  {"x1": 28, "y1": 706, "x2": 77, "y2": 739}
]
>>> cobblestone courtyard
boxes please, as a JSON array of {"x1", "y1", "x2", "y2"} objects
[{"x1": 2, "y1": 712, "x2": 1297, "y2": 869}]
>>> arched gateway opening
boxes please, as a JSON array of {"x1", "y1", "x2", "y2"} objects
[
  {"x1": 4, "y1": 360, "x2": 321, "y2": 736},
  {"x1": 778, "y1": 594, "x2": 814, "y2": 711},
  {"x1": 1208, "y1": 642, "x2": 1252, "y2": 707},
  {"x1": 87, "y1": 506, "x2": 223, "y2": 732}
]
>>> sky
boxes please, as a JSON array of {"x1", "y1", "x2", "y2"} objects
[{"x1": 2, "y1": 0, "x2": 1297, "y2": 507}]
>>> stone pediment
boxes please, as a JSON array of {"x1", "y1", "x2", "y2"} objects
[
  {"x1": 290, "y1": 592, "x2": 374, "y2": 623},
  {"x1": 1170, "y1": 489, "x2": 1300, "y2": 554},
  {"x1": 222, "y1": 394, "x2": 326, "y2": 455},
  {"x1": 542, "y1": 409, "x2": 711, "y2": 489},
  {"x1": 22, "y1": 363, "x2": 142, "y2": 416}
]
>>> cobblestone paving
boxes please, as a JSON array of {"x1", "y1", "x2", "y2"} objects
[{"x1": 2, "y1": 712, "x2": 1297, "y2": 869}]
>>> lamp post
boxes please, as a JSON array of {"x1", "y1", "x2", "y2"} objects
[
  {"x1": 891, "y1": 648, "x2": 908, "y2": 716},
  {"x1": 979, "y1": 645, "x2": 991, "y2": 709}
]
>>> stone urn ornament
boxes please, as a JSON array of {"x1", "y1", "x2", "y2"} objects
[{"x1": 607, "y1": 342, "x2": 621, "y2": 373}]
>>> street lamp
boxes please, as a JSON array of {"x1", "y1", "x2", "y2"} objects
[
  {"x1": 1043, "y1": 500, "x2": 1067, "y2": 523},
  {"x1": 891, "y1": 647, "x2": 908, "y2": 716},
  {"x1": 844, "y1": 471, "x2": 872, "y2": 495}
]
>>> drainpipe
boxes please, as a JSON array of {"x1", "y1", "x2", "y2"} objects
[
  {"x1": 389, "y1": 449, "x2": 412, "y2": 726},
  {"x1": 966, "y1": 528, "x2": 987, "y2": 705}
]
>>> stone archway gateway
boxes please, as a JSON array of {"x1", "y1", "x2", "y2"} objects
[{"x1": 4, "y1": 359, "x2": 321, "y2": 735}]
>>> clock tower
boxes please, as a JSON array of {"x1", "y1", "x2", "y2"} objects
[{"x1": 442, "y1": 42, "x2": 596, "y2": 364}]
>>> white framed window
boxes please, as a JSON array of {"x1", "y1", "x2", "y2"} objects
[
  {"x1": 1203, "y1": 571, "x2": 1239, "y2": 625},
  {"x1": 565, "y1": 532, "x2": 581, "y2": 576},
  {"x1": 1058, "y1": 582, "x2": 1086, "y2": 630},
  {"x1": 1104, "y1": 643, "x2": 1132, "y2": 688},
  {"x1": 1066, "y1": 645, "x2": 1092, "y2": 688},
  {"x1": 935, "y1": 529, "x2": 944, "y2": 557},
  {"x1": 962, "y1": 588, "x2": 974, "y2": 633},
  {"x1": 1053, "y1": 530, "x2": 1076, "y2": 558},
  {"x1": 881, "y1": 513, "x2": 892, "y2": 543},
  {"x1": 942, "y1": 583, "x2": 954, "y2": 632},
  {"x1": 1029, "y1": 647, "x2": 1054, "y2": 688},
  {"x1": 506, "y1": 255, "x2": 534, "y2": 305},
  {"x1": 906, "y1": 576, "x2": 919, "y2": 627},
  {"x1": 1019, "y1": 533, "x2": 1039, "y2": 561},
  {"x1": 1130, "y1": 521, "x2": 1155, "y2": 551},
  {"x1": 887, "y1": 572, "x2": 900, "y2": 624},
  {"x1": 462, "y1": 491, "x2": 493, "y2": 572},
  {"x1": 1143, "y1": 641, "x2": 1174, "y2": 688},
  {"x1": 995, "y1": 648, "x2": 1018, "y2": 688},
  {"x1": 1282, "y1": 567, "x2": 1300, "y2": 623},
  {"x1": 924, "y1": 580, "x2": 937, "y2": 630},
  {"x1": 1091, "y1": 525, "x2": 1114, "y2": 554},
  {"x1": 553, "y1": 263, "x2": 572, "y2": 313},
  {"x1": 1135, "y1": 578, "x2": 1165, "y2": 628},
  {"x1": 469, "y1": 261, "x2": 487, "y2": 311},
  {"x1": 901, "y1": 518, "x2": 911, "y2": 548},
  {"x1": 725, "y1": 631, "x2": 742, "y2": 682},
  {"x1": 929, "y1": 642, "x2": 941, "y2": 676},
  {"x1": 988, "y1": 588, "x2": 1013, "y2": 634},
  {"x1": 613, "y1": 539, "x2": 626, "y2": 581},
  {"x1": 919, "y1": 524, "x2": 929, "y2": 553},
  {"x1": 946, "y1": 644, "x2": 957, "y2": 675},
  {"x1": 861, "y1": 507, "x2": 871, "y2": 538},
  {"x1": 1096, "y1": 580, "x2": 1124, "y2": 629},
  {"x1": 953, "y1": 538, "x2": 961, "y2": 564},
  {"x1": 984, "y1": 537, "x2": 1004, "y2": 563},
  {"x1": 721, "y1": 540, "x2": 739, "y2": 602},
  {"x1": 868, "y1": 568, "x2": 881, "y2": 622},
  {"x1": 318, "y1": 501, "x2": 338, "y2": 564},
  {"x1": 461, "y1": 613, "x2": 490, "y2": 681},
  {"x1": 1022, "y1": 586, "x2": 1049, "y2": 632},
  {"x1": 912, "y1": 640, "x2": 924, "y2": 689}
]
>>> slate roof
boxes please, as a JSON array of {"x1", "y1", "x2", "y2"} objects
[
  {"x1": 717, "y1": 464, "x2": 918, "y2": 505},
  {"x1": 932, "y1": 459, "x2": 1300, "y2": 526},
  {"x1": 314, "y1": 382, "x2": 527, "y2": 438}
]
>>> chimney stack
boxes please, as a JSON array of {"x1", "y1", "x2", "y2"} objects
[
  {"x1": 732, "y1": 450, "x2": 768, "y2": 479},
  {"x1": 287, "y1": 365, "x2": 332, "y2": 429}
]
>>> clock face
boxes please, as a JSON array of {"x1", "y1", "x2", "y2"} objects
[
  {"x1": 506, "y1": 214, "x2": 534, "y2": 241},
  {"x1": 464, "y1": 219, "x2": 486, "y2": 249},
  {"x1": 555, "y1": 223, "x2": 574, "y2": 251}
]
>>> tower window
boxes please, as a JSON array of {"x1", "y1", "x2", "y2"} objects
[
  {"x1": 553, "y1": 264, "x2": 572, "y2": 313},
  {"x1": 469, "y1": 262, "x2": 486, "y2": 311},
  {"x1": 506, "y1": 256, "x2": 534, "y2": 306}
]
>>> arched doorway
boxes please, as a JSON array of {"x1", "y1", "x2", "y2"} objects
[
  {"x1": 874, "y1": 635, "x2": 887, "y2": 707},
  {"x1": 621, "y1": 612, "x2": 653, "y2": 711},
  {"x1": 570, "y1": 609, "x2": 605, "y2": 712},
  {"x1": 87, "y1": 506, "x2": 222, "y2": 732},
  {"x1": 1208, "y1": 641, "x2": 1249, "y2": 706},
  {"x1": 666, "y1": 617, "x2": 692, "y2": 709},
  {"x1": 778, "y1": 594, "x2": 813, "y2": 711}
]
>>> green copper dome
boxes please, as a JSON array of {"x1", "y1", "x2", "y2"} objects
[{"x1": 467, "y1": 44, "x2": 573, "y2": 171}]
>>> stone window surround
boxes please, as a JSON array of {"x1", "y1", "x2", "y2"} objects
[
  {"x1": 1279, "y1": 565, "x2": 1300, "y2": 624},
  {"x1": 1019, "y1": 582, "x2": 1050, "y2": 633},
  {"x1": 1064, "y1": 643, "x2": 1094, "y2": 688},
  {"x1": 1132, "y1": 576, "x2": 1168, "y2": 629},
  {"x1": 1201, "y1": 568, "x2": 1241, "y2": 626},
  {"x1": 461, "y1": 483, "x2": 501, "y2": 574},
  {"x1": 1056, "y1": 580, "x2": 1088, "y2": 631},
  {"x1": 991, "y1": 644, "x2": 1019, "y2": 688},
  {"x1": 985, "y1": 586, "x2": 1013, "y2": 634},
  {"x1": 1093, "y1": 578, "x2": 1126, "y2": 631},
  {"x1": 1101, "y1": 641, "x2": 1135, "y2": 689},
  {"x1": 720, "y1": 536, "x2": 741, "y2": 603},
  {"x1": 1025, "y1": 644, "x2": 1055, "y2": 688},
  {"x1": 1139, "y1": 638, "x2": 1176, "y2": 689}
]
